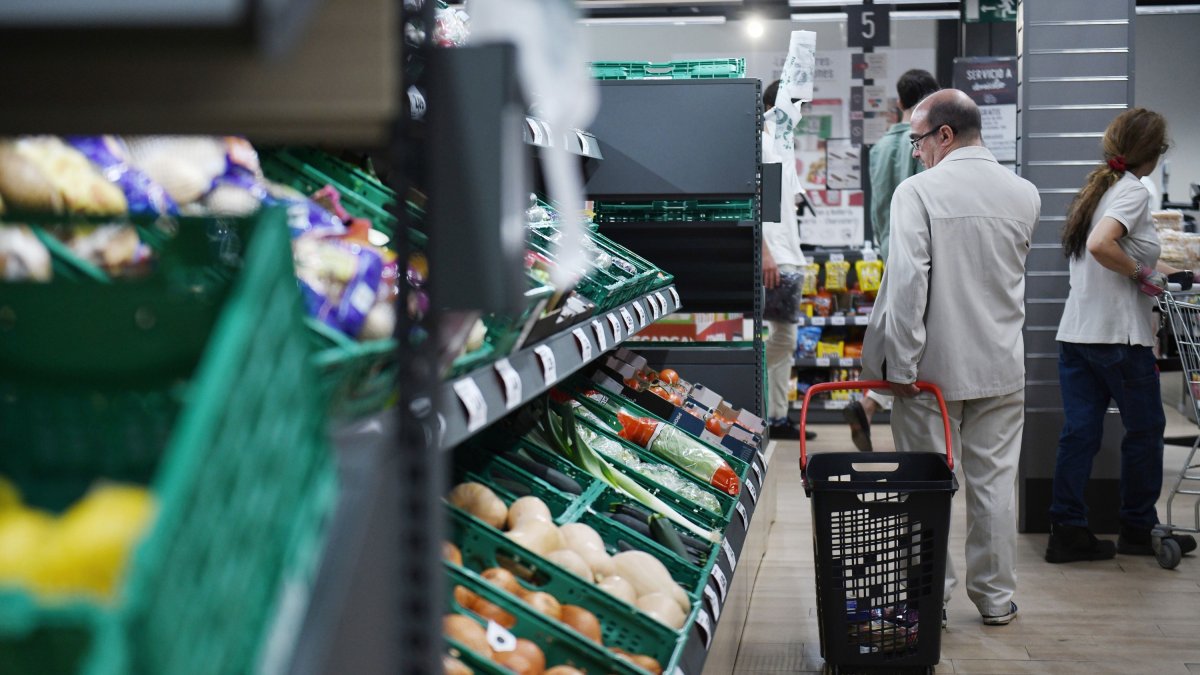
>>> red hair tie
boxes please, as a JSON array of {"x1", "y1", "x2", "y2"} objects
[{"x1": 1107, "y1": 155, "x2": 1127, "y2": 172}]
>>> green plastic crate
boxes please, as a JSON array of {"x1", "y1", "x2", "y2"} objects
[
  {"x1": 591, "y1": 59, "x2": 745, "y2": 80},
  {"x1": 306, "y1": 319, "x2": 397, "y2": 420},
  {"x1": 448, "y1": 510, "x2": 682, "y2": 671},
  {"x1": 593, "y1": 198, "x2": 755, "y2": 223},
  {"x1": 0, "y1": 209, "x2": 337, "y2": 675},
  {"x1": 444, "y1": 563, "x2": 650, "y2": 675}
]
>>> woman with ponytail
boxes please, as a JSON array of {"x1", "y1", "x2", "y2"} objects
[{"x1": 1047, "y1": 108, "x2": 1197, "y2": 564}]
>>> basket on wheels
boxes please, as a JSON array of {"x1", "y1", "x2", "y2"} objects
[{"x1": 799, "y1": 381, "x2": 957, "y2": 674}]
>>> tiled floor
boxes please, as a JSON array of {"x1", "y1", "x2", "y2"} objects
[{"x1": 734, "y1": 407, "x2": 1200, "y2": 674}]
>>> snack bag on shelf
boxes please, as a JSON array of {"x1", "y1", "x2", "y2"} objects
[
  {"x1": 855, "y1": 259, "x2": 884, "y2": 293},
  {"x1": 816, "y1": 340, "x2": 844, "y2": 359},
  {"x1": 823, "y1": 260, "x2": 851, "y2": 292},
  {"x1": 796, "y1": 326, "x2": 823, "y2": 358},
  {"x1": 811, "y1": 290, "x2": 834, "y2": 317},
  {"x1": 800, "y1": 262, "x2": 821, "y2": 295}
]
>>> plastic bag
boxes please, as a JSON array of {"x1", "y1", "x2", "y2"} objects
[
  {"x1": 801, "y1": 262, "x2": 821, "y2": 295},
  {"x1": 616, "y1": 411, "x2": 740, "y2": 495},
  {"x1": 294, "y1": 234, "x2": 384, "y2": 338},
  {"x1": 764, "y1": 271, "x2": 804, "y2": 323},
  {"x1": 824, "y1": 260, "x2": 851, "y2": 292},
  {"x1": 856, "y1": 259, "x2": 884, "y2": 293},
  {"x1": 67, "y1": 136, "x2": 177, "y2": 216}
]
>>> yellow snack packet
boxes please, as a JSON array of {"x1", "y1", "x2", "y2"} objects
[
  {"x1": 824, "y1": 260, "x2": 851, "y2": 292},
  {"x1": 856, "y1": 260, "x2": 884, "y2": 292}
]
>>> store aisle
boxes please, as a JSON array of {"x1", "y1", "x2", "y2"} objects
[{"x1": 733, "y1": 411, "x2": 1200, "y2": 674}]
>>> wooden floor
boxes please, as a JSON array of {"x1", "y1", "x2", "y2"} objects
[{"x1": 734, "y1": 407, "x2": 1200, "y2": 674}]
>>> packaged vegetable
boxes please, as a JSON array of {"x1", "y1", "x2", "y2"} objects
[
  {"x1": 615, "y1": 411, "x2": 739, "y2": 495},
  {"x1": 0, "y1": 225, "x2": 52, "y2": 281},
  {"x1": 66, "y1": 136, "x2": 177, "y2": 216},
  {"x1": 0, "y1": 137, "x2": 128, "y2": 216},
  {"x1": 294, "y1": 234, "x2": 385, "y2": 338}
]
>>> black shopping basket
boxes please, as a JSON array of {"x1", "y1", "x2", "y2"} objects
[{"x1": 799, "y1": 381, "x2": 958, "y2": 674}]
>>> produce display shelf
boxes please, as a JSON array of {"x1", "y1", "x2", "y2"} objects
[
  {"x1": 437, "y1": 285, "x2": 682, "y2": 452},
  {"x1": 795, "y1": 357, "x2": 863, "y2": 368}
]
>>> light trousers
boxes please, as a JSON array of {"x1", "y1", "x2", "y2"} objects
[
  {"x1": 765, "y1": 264, "x2": 800, "y2": 421},
  {"x1": 890, "y1": 389, "x2": 1024, "y2": 616}
]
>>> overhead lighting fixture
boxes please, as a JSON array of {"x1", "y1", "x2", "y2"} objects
[
  {"x1": 1136, "y1": 4, "x2": 1200, "y2": 14},
  {"x1": 893, "y1": 10, "x2": 960, "y2": 20},
  {"x1": 745, "y1": 15, "x2": 766, "y2": 38},
  {"x1": 578, "y1": 16, "x2": 727, "y2": 26},
  {"x1": 790, "y1": 12, "x2": 847, "y2": 22},
  {"x1": 789, "y1": 0, "x2": 956, "y2": 6}
]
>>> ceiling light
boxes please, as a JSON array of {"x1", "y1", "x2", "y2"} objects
[
  {"x1": 1136, "y1": 4, "x2": 1200, "y2": 14},
  {"x1": 745, "y1": 15, "x2": 765, "y2": 38},
  {"x1": 790, "y1": 12, "x2": 847, "y2": 22},
  {"x1": 892, "y1": 10, "x2": 960, "y2": 20},
  {"x1": 578, "y1": 16, "x2": 726, "y2": 26}
]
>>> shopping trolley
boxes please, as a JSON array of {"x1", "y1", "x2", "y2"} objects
[
  {"x1": 1154, "y1": 287, "x2": 1200, "y2": 569},
  {"x1": 799, "y1": 381, "x2": 957, "y2": 674}
]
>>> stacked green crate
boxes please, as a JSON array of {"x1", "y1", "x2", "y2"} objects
[
  {"x1": 590, "y1": 59, "x2": 745, "y2": 80},
  {"x1": 0, "y1": 209, "x2": 337, "y2": 674}
]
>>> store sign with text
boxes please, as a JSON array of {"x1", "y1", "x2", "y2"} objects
[
  {"x1": 962, "y1": 0, "x2": 1017, "y2": 23},
  {"x1": 799, "y1": 190, "x2": 865, "y2": 247},
  {"x1": 953, "y1": 56, "x2": 1017, "y2": 162}
]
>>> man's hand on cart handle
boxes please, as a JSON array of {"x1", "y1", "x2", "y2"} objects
[{"x1": 888, "y1": 380, "x2": 920, "y2": 398}]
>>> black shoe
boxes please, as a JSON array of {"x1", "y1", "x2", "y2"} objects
[
  {"x1": 841, "y1": 400, "x2": 873, "y2": 451},
  {"x1": 806, "y1": 430, "x2": 817, "y2": 441},
  {"x1": 1045, "y1": 523, "x2": 1116, "y2": 563},
  {"x1": 768, "y1": 422, "x2": 800, "y2": 440},
  {"x1": 1118, "y1": 525, "x2": 1198, "y2": 556}
]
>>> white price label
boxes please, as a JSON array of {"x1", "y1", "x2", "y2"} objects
[
  {"x1": 831, "y1": 315, "x2": 846, "y2": 326},
  {"x1": 572, "y1": 328, "x2": 593, "y2": 362},
  {"x1": 526, "y1": 118, "x2": 545, "y2": 146},
  {"x1": 452, "y1": 377, "x2": 488, "y2": 432},
  {"x1": 668, "y1": 286, "x2": 681, "y2": 308},
  {"x1": 722, "y1": 538, "x2": 738, "y2": 571},
  {"x1": 829, "y1": 252, "x2": 845, "y2": 262},
  {"x1": 533, "y1": 345, "x2": 557, "y2": 384},
  {"x1": 736, "y1": 502, "x2": 749, "y2": 529},
  {"x1": 619, "y1": 308, "x2": 636, "y2": 333},
  {"x1": 855, "y1": 316, "x2": 870, "y2": 326},
  {"x1": 695, "y1": 608, "x2": 713, "y2": 648},
  {"x1": 751, "y1": 459, "x2": 764, "y2": 485},
  {"x1": 711, "y1": 564, "x2": 729, "y2": 601},
  {"x1": 863, "y1": 249, "x2": 878, "y2": 262},
  {"x1": 576, "y1": 130, "x2": 592, "y2": 156},
  {"x1": 704, "y1": 584, "x2": 721, "y2": 622},
  {"x1": 607, "y1": 313, "x2": 623, "y2": 341},
  {"x1": 839, "y1": 358, "x2": 855, "y2": 367},
  {"x1": 494, "y1": 359, "x2": 522, "y2": 410},
  {"x1": 436, "y1": 412, "x2": 448, "y2": 450},
  {"x1": 633, "y1": 301, "x2": 648, "y2": 326},
  {"x1": 647, "y1": 294, "x2": 662, "y2": 319},
  {"x1": 655, "y1": 292, "x2": 669, "y2": 313},
  {"x1": 815, "y1": 357, "x2": 831, "y2": 367},
  {"x1": 672, "y1": 666, "x2": 688, "y2": 675},
  {"x1": 487, "y1": 620, "x2": 517, "y2": 652},
  {"x1": 746, "y1": 479, "x2": 759, "y2": 504},
  {"x1": 811, "y1": 317, "x2": 827, "y2": 326},
  {"x1": 591, "y1": 320, "x2": 608, "y2": 352}
]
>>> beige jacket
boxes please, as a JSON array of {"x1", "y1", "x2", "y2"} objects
[{"x1": 861, "y1": 146, "x2": 1041, "y2": 401}]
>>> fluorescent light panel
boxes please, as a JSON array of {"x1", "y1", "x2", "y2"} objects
[
  {"x1": 578, "y1": 15, "x2": 726, "y2": 25},
  {"x1": 789, "y1": 0, "x2": 957, "y2": 5},
  {"x1": 1136, "y1": 4, "x2": 1200, "y2": 14},
  {"x1": 791, "y1": 9, "x2": 958, "y2": 22}
]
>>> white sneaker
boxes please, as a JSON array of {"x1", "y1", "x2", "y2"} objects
[{"x1": 982, "y1": 601, "x2": 1018, "y2": 626}]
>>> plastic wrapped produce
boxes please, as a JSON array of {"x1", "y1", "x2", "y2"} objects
[
  {"x1": 615, "y1": 411, "x2": 739, "y2": 496},
  {"x1": 575, "y1": 425, "x2": 721, "y2": 514}
]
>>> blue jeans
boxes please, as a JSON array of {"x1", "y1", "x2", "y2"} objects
[{"x1": 1050, "y1": 342, "x2": 1165, "y2": 530}]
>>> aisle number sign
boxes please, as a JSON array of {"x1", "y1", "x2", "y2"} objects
[{"x1": 846, "y1": 4, "x2": 890, "y2": 48}]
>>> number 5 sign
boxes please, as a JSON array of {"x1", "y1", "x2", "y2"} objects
[{"x1": 847, "y1": 4, "x2": 890, "y2": 48}]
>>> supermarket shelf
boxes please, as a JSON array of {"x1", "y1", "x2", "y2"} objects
[
  {"x1": 0, "y1": 0, "x2": 395, "y2": 144},
  {"x1": 802, "y1": 247, "x2": 880, "y2": 263},
  {"x1": 798, "y1": 314, "x2": 870, "y2": 327},
  {"x1": 524, "y1": 116, "x2": 604, "y2": 159},
  {"x1": 795, "y1": 356, "x2": 862, "y2": 368},
  {"x1": 437, "y1": 285, "x2": 682, "y2": 452}
]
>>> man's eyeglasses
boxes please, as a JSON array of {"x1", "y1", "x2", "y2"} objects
[{"x1": 909, "y1": 124, "x2": 955, "y2": 151}]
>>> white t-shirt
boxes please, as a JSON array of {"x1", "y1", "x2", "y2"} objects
[
  {"x1": 761, "y1": 120, "x2": 805, "y2": 267},
  {"x1": 1057, "y1": 173, "x2": 1160, "y2": 346}
]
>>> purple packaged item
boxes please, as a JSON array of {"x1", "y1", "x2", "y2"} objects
[
  {"x1": 67, "y1": 136, "x2": 177, "y2": 216},
  {"x1": 296, "y1": 236, "x2": 384, "y2": 338}
]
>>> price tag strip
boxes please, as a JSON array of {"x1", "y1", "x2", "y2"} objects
[
  {"x1": 668, "y1": 286, "x2": 681, "y2": 308},
  {"x1": 572, "y1": 328, "x2": 593, "y2": 362},
  {"x1": 736, "y1": 502, "x2": 749, "y2": 529},
  {"x1": 695, "y1": 608, "x2": 714, "y2": 649},
  {"x1": 751, "y1": 459, "x2": 764, "y2": 485},
  {"x1": 711, "y1": 564, "x2": 729, "y2": 601},
  {"x1": 831, "y1": 316, "x2": 847, "y2": 326},
  {"x1": 452, "y1": 377, "x2": 488, "y2": 432},
  {"x1": 633, "y1": 301, "x2": 647, "y2": 326},
  {"x1": 722, "y1": 538, "x2": 738, "y2": 572},
  {"x1": 746, "y1": 479, "x2": 759, "y2": 504},
  {"x1": 811, "y1": 317, "x2": 827, "y2": 326},
  {"x1": 815, "y1": 357, "x2": 831, "y2": 367},
  {"x1": 619, "y1": 308, "x2": 636, "y2": 334},
  {"x1": 493, "y1": 359, "x2": 522, "y2": 410},
  {"x1": 533, "y1": 344, "x2": 557, "y2": 384},
  {"x1": 647, "y1": 294, "x2": 661, "y2": 319},
  {"x1": 607, "y1": 313, "x2": 623, "y2": 342},
  {"x1": 703, "y1": 584, "x2": 721, "y2": 622},
  {"x1": 655, "y1": 291, "x2": 670, "y2": 313},
  {"x1": 591, "y1": 319, "x2": 608, "y2": 352}
]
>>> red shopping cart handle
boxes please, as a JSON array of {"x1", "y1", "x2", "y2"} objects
[{"x1": 798, "y1": 380, "x2": 954, "y2": 472}]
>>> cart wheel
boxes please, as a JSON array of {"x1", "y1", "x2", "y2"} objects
[{"x1": 1157, "y1": 537, "x2": 1183, "y2": 569}]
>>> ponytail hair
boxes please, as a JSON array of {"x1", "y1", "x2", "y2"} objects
[{"x1": 1062, "y1": 108, "x2": 1167, "y2": 259}]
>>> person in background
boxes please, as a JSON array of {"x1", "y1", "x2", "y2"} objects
[
  {"x1": 762, "y1": 80, "x2": 815, "y2": 441},
  {"x1": 843, "y1": 69, "x2": 940, "y2": 452},
  {"x1": 861, "y1": 89, "x2": 1041, "y2": 627},
  {"x1": 1046, "y1": 107, "x2": 1198, "y2": 563}
]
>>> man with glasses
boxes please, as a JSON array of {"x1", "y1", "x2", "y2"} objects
[{"x1": 860, "y1": 89, "x2": 1041, "y2": 628}]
